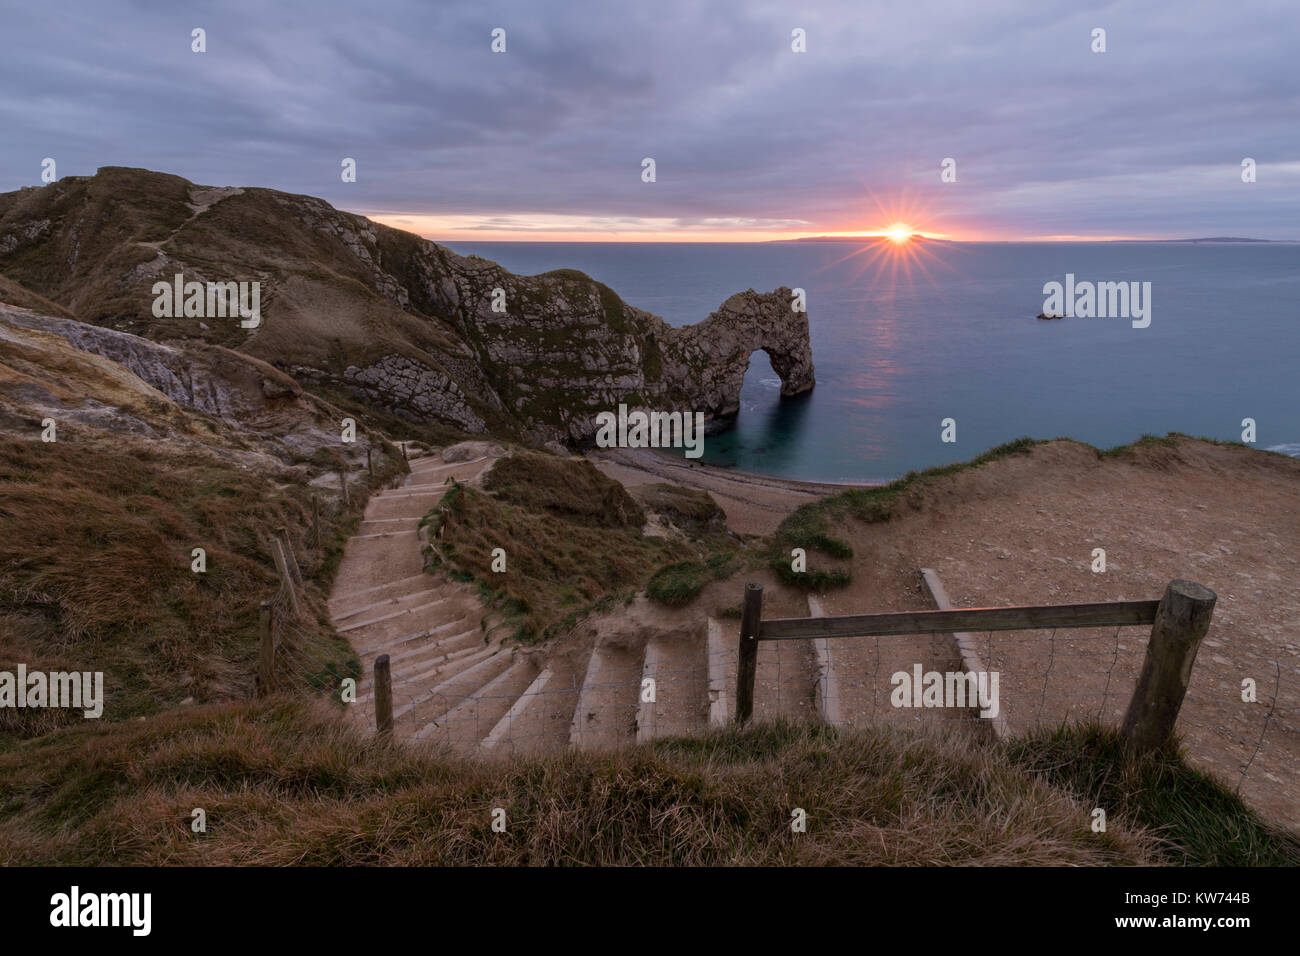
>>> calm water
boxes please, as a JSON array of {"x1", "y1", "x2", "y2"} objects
[{"x1": 445, "y1": 241, "x2": 1300, "y2": 483}]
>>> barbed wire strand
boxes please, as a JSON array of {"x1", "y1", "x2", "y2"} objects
[{"x1": 1237, "y1": 658, "x2": 1282, "y2": 795}]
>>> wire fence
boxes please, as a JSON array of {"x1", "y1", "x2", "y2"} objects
[
  {"x1": 296, "y1": 613, "x2": 1296, "y2": 824},
  {"x1": 260, "y1": 534, "x2": 360, "y2": 698},
  {"x1": 260, "y1": 516, "x2": 1296, "y2": 826}
]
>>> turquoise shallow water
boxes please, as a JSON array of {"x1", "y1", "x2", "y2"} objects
[{"x1": 445, "y1": 240, "x2": 1300, "y2": 483}]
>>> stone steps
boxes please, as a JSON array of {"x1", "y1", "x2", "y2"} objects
[{"x1": 636, "y1": 629, "x2": 710, "y2": 742}]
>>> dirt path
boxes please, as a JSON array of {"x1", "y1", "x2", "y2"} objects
[
  {"x1": 831, "y1": 439, "x2": 1300, "y2": 825},
  {"x1": 330, "y1": 436, "x2": 1298, "y2": 827}
]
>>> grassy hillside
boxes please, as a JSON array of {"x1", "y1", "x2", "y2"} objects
[
  {"x1": 0, "y1": 421, "x2": 405, "y2": 737},
  {"x1": 421, "y1": 452, "x2": 739, "y2": 642},
  {"x1": 0, "y1": 168, "x2": 697, "y2": 445},
  {"x1": 1, "y1": 336, "x2": 1293, "y2": 865},
  {"x1": 1, "y1": 703, "x2": 1293, "y2": 866}
]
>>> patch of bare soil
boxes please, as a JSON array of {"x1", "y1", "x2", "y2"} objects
[
  {"x1": 595, "y1": 437, "x2": 1298, "y2": 825},
  {"x1": 841, "y1": 439, "x2": 1300, "y2": 825}
]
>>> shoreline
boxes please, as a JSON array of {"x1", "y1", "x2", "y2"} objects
[
  {"x1": 593, "y1": 446, "x2": 876, "y2": 492},
  {"x1": 612, "y1": 435, "x2": 1300, "y2": 489},
  {"x1": 588, "y1": 446, "x2": 854, "y2": 536},
  {"x1": 587, "y1": 435, "x2": 1300, "y2": 537}
]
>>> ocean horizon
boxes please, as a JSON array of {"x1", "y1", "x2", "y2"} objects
[{"x1": 445, "y1": 240, "x2": 1300, "y2": 482}]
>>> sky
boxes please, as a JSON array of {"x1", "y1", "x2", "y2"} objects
[{"x1": 1, "y1": 0, "x2": 1297, "y2": 241}]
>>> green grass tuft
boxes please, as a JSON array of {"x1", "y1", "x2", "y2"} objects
[
  {"x1": 647, "y1": 553, "x2": 739, "y2": 606},
  {"x1": 770, "y1": 437, "x2": 1044, "y2": 589},
  {"x1": 1005, "y1": 722, "x2": 1300, "y2": 866}
]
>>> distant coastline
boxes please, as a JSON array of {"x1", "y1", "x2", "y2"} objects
[{"x1": 780, "y1": 235, "x2": 1293, "y2": 244}]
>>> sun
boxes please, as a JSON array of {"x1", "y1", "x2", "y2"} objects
[
  {"x1": 819, "y1": 191, "x2": 962, "y2": 300},
  {"x1": 886, "y1": 222, "x2": 913, "y2": 244}
]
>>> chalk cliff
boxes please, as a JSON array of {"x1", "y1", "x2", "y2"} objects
[{"x1": 0, "y1": 168, "x2": 814, "y2": 446}]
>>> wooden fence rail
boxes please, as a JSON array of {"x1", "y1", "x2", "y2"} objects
[
  {"x1": 758, "y1": 599, "x2": 1161, "y2": 641},
  {"x1": 735, "y1": 578, "x2": 1215, "y2": 753}
]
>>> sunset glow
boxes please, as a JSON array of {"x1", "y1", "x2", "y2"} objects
[
  {"x1": 886, "y1": 223, "x2": 914, "y2": 243},
  {"x1": 365, "y1": 188, "x2": 968, "y2": 243},
  {"x1": 364, "y1": 212, "x2": 971, "y2": 243}
]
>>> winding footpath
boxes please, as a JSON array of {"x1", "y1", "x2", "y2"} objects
[
  {"x1": 327, "y1": 453, "x2": 512, "y2": 753},
  {"x1": 327, "y1": 451, "x2": 953, "y2": 758}
]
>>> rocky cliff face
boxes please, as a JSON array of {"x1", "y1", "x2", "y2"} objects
[
  {"x1": 0, "y1": 168, "x2": 814, "y2": 446},
  {"x1": 658, "y1": 288, "x2": 816, "y2": 421},
  {"x1": 0, "y1": 302, "x2": 384, "y2": 469}
]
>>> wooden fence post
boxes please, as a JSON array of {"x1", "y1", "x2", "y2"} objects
[
  {"x1": 270, "y1": 537, "x2": 299, "y2": 614},
  {"x1": 1121, "y1": 580, "x2": 1217, "y2": 753},
  {"x1": 277, "y1": 526, "x2": 303, "y2": 587},
  {"x1": 402, "y1": 441, "x2": 408, "y2": 461},
  {"x1": 735, "y1": 582, "x2": 763, "y2": 724},
  {"x1": 258, "y1": 600, "x2": 276, "y2": 696},
  {"x1": 367, "y1": 446, "x2": 373, "y2": 476},
  {"x1": 339, "y1": 465, "x2": 350, "y2": 506},
  {"x1": 374, "y1": 654, "x2": 393, "y2": 740}
]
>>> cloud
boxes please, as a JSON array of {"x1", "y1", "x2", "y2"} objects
[{"x1": 0, "y1": 0, "x2": 1296, "y2": 238}]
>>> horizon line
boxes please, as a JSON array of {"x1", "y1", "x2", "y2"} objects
[
  {"x1": 381, "y1": 233, "x2": 1298, "y2": 245},
  {"x1": 360, "y1": 215, "x2": 1292, "y2": 245}
]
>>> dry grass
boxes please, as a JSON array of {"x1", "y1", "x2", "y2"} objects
[
  {"x1": 424, "y1": 454, "x2": 739, "y2": 641},
  {"x1": 0, "y1": 699, "x2": 1185, "y2": 866},
  {"x1": 424, "y1": 479, "x2": 668, "y2": 643},
  {"x1": 483, "y1": 451, "x2": 645, "y2": 528},
  {"x1": 0, "y1": 426, "x2": 403, "y2": 733},
  {"x1": 2, "y1": 406, "x2": 1293, "y2": 866},
  {"x1": 630, "y1": 483, "x2": 727, "y2": 534}
]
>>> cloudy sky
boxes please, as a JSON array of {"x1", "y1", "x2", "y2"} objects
[{"x1": 2, "y1": 0, "x2": 1297, "y2": 240}]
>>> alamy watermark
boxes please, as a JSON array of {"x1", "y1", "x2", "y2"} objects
[
  {"x1": 0, "y1": 665, "x2": 103, "y2": 718},
  {"x1": 594, "y1": 403, "x2": 705, "y2": 459},
  {"x1": 1041, "y1": 273, "x2": 1151, "y2": 328},
  {"x1": 50, "y1": 886, "x2": 150, "y2": 936},
  {"x1": 152, "y1": 273, "x2": 261, "y2": 328},
  {"x1": 891, "y1": 664, "x2": 1000, "y2": 718}
]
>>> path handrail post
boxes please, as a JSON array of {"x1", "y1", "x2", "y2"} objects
[
  {"x1": 270, "y1": 537, "x2": 299, "y2": 614},
  {"x1": 257, "y1": 600, "x2": 276, "y2": 696},
  {"x1": 1120, "y1": 579, "x2": 1217, "y2": 753},
  {"x1": 277, "y1": 526, "x2": 303, "y2": 587},
  {"x1": 374, "y1": 654, "x2": 394, "y2": 741},
  {"x1": 735, "y1": 582, "x2": 763, "y2": 724}
]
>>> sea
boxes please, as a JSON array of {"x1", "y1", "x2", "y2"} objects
[{"x1": 443, "y1": 240, "x2": 1300, "y2": 483}]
